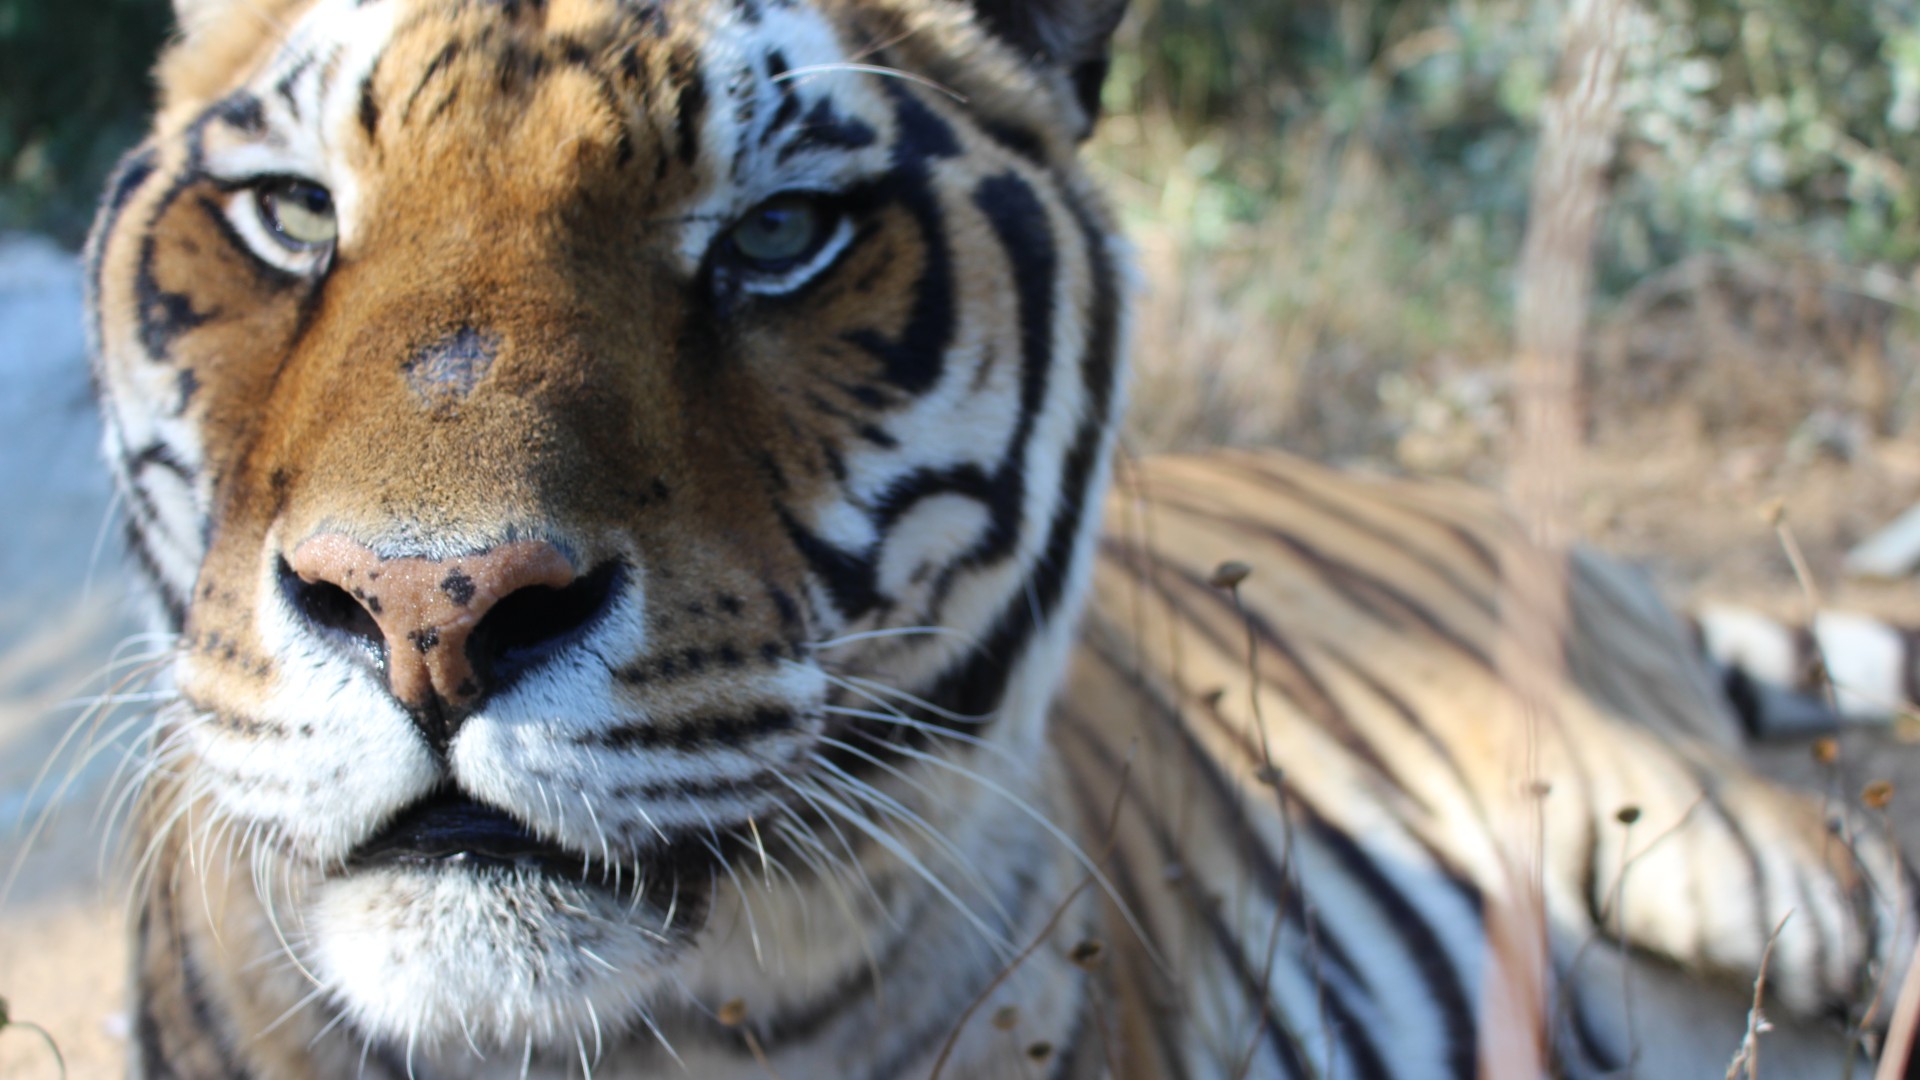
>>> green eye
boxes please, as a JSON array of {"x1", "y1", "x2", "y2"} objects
[
  {"x1": 726, "y1": 193, "x2": 826, "y2": 269},
  {"x1": 257, "y1": 178, "x2": 337, "y2": 249}
]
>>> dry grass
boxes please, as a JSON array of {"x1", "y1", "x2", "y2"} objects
[
  {"x1": 1089, "y1": 110, "x2": 1509, "y2": 468},
  {"x1": 1090, "y1": 106, "x2": 1920, "y2": 621}
]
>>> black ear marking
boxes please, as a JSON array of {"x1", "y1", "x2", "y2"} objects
[{"x1": 965, "y1": 0, "x2": 1129, "y2": 135}]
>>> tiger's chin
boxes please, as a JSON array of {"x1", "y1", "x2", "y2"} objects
[
  {"x1": 299, "y1": 792, "x2": 697, "y2": 1055},
  {"x1": 305, "y1": 864, "x2": 677, "y2": 1055}
]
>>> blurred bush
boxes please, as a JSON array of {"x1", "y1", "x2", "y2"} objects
[
  {"x1": 1098, "y1": 0, "x2": 1920, "y2": 458},
  {"x1": 0, "y1": 0, "x2": 171, "y2": 244},
  {"x1": 1109, "y1": 0, "x2": 1920, "y2": 284}
]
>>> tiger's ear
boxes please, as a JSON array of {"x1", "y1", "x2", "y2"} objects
[{"x1": 966, "y1": 0, "x2": 1129, "y2": 137}]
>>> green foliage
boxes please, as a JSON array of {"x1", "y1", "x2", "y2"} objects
[
  {"x1": 1108, "y1": 0, "x2": 1556, "y2": 244},
  {"x1": 1616, "y1": 0, "x2": 1920, "y2": 269},
  {"x1": 1098, "y1": 0, "x2": 1920, "y2": 458},
  {"x1": 1108, "y1": 0, "x2": 1920, "y2": 285},
  {"x1": 0, "y1": 0, "x2": 172, "y2": 244}
]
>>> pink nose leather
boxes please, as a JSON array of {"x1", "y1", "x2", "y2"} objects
[{"x1": 288, "y1": 535, "x2": 576, "y2": 708}]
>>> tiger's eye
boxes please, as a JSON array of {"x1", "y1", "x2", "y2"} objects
[
  {"x1": 258, "y1": 178, "x2": 337, "y2": 249},
  {"x1": 727, "y1": 194, "x2": 822, "y2": 268}
]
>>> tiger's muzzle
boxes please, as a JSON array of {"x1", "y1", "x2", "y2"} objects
[{"x1": 282, "y1": 534, "x2": 624, "y2": 753}]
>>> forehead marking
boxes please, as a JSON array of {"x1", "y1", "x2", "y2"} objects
[{"x1": 406, "y1": 327, "x2": 500, "y2": 407}]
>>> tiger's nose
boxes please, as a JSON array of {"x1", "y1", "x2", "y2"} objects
[{"x1": 283, "y1": 535, "x2": 608, "y2": 746}]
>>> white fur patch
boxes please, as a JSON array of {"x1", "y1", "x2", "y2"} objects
[{"x1": 308, "y1": 866, "x2": 676, "y2": 1054}]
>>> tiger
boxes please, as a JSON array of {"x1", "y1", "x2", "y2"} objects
[
  {"x1": 1690, "y1": 603, "x2": 1920, "y2": 737},
  {"x1": 83, "y1": 0, "x2": 1917, "y2": 1076}
]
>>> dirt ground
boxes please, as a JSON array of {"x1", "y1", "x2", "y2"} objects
[{"x1": 2, "y1": 228, "x2": 1919, "y2": 1078}]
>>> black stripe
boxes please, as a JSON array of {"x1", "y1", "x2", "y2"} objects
[
  {"x1": 1096, "y1": 539, "x2": 1420, "y2": 801},
  {"x1": 672, "y1": 52, "x2": 708, "y2": 164},
  {"x1": 213, "y1": 93, "x2": 266, "y2": 135},
  {"x1": 135, "y1": 245, "x2": 217, "y2": 360},
  {"x1": 123, "y1": 518, "x2": 188, "y2": 631},
  {"x1": 1055, "y1": 701, "x2": 1316, "y2": 1077},
  {"x1": 128, "y1": 110, "x2": 225, "y2": 366},
  {"x1": 590, "y1": 705, "x2": 801, "y2": 751},
  {"x1": 618, "y1": 639, "x2": 787, "y2": 686},
  {"x1": 97, "y1": 147, "x2": 158, "y2": 223},
  {"x1": 1218, "y1": 457, "x2": 1501, "y2": 622},
  {"x1": 913, "y1": 182, "x2": 1122, "y2": 726},
  {"x1": 1292, "y1": 799, "x2": 1475, "y2": 1079},
  {"x1": 274, "y1": 53, "x2": 316, "y2": 118},
  {"x1": 869, "y1": 171, "x2": 1059, "y2": 610},
  {"x1": 840, "y1": 83, "x2": 961, "y2": 395},
  {"x1": 776, "y1": 97, "x2": 878, "y2": 163},
  {"x1": 175, "y1": 894, "x2": 255, "y2": 1079},
  {"x1": 1072, "y1": 637, "x2": 1476, "y2": 1078},
  {"x1": 725, "y1": 62, "x2": 757, "y2": 178},
  {"x1": 401, "y1": 41, "x2": 464, "y2": 123},
  {"x1": 1786, "y1": 854, "x2": 1833, "y2": 1017},
  {"x1": 86, "y1": 145, "x2": 160, "y2": 353},
  {"x1": 783, "y1": 146, "x2": 1075, "y2": 626},
  {"x1": 1790, "y1": 621, "x2": 1822, "y2": 693},
  {"x1": 133, "y1": 900, "x2": 179, "y2": 1078},
  {"x1": 1236, "y1": 455, "x2": 1503, "y2": 578},
  {"x1": 759, "y1": 49, "x2": 800, "y2": 145},
  {"x1": 1049, "y1": 726, "x2": 1195, "y2": 1080},
  {"x1": 1903, "y1": 627, "x2": 1920, "y2": 714},
  {"x1": 1151, "y1": 491, "x2": 1499, "y2": 671},
  {"x1": 1055, "y1": 709, "x2": 1261, "y2": 1078},
  {"x1": 605, "y1": 765, "x2": 791, "y2": 804},
  {"x1": 1560, "y1": 979, "x2": 1628, "y2": 1075},
  {"x1": 126, "y1": 440, "x2": 196, "y2": 502},
  {"x1": 135, "y1": 995, "x2": 178, "y2": 1079},
  {"x1": 358, "y1": 74, "x2": 382, "y2": 140},
  {"x1": 1075, "y1": 634, "x2": 1369, "y2": 988},
  {"x1": 1316, "y1": 642, "x2": 1489, "y2": 825},
  {"x1": 1695, "y1": 776, "x2": 1774, "y2": 956},
  {"x1": 779, "y1": 505, "x2": 881, "y2": 621}
]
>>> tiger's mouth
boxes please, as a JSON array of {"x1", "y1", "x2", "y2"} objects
[
  {"x1": 346, "y1": 788, "x2": 723, "y2": 904},
  {"x1": 350, "y1": 790, "x2": 584, "y2": 875}
]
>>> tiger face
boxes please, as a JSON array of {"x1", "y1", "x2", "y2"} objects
[{"x1": 91, "y1": 0, "x2": 1126, "y2": 1067}]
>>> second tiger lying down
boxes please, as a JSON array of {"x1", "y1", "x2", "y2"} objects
[{"x1": 1067, "y1": 450, "x2": 1916, "y2": 1078}]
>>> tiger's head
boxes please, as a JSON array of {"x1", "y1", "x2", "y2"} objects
[{"x1": 90, "y1": 0, "x2": 1127, "y2": 1070}]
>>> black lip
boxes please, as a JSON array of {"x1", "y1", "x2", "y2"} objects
[{"x1": 351, "y1": 790, "x2": 578, "y2": 872}]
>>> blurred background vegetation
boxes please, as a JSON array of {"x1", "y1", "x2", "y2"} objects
[
  {"x1": 0, "y1": 0, "x2": 172, "y2": 241},
  {"x1": 3, "y1": 0, "x2": 1919, "y2": 487},
  {"x1": 1090, "y1": 0, "x2": 1920, "y2": 470}
]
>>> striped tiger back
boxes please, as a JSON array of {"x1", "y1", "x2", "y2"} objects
[{"x1": 1063, "y1": 451, "x2": 1916, "y2": 1077}]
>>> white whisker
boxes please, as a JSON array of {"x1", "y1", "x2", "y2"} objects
[
  {"x1": 821, "y1": 703, "x2": 1011, "y2": 762},
  {"x1": 811, "y1": 740, "x2": 1012, "y2": 926},
  {"x1": 775, "y1": 771, "x2": 1009, "y2": 952},
  {"x1": 811, "y1": 625, "x2": 974, "y2": 650},
  {"x1": 819, "y1": 669, "x2": 995, "y2": 725},
  {"x1": 772, "y1": 62, "x2": 967, "y2": 103},
  {"x1": 846, "y1": 730, "x2": 1167, "y2": 973}
]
